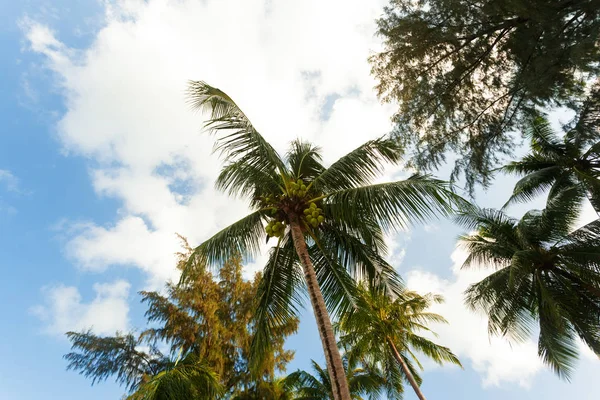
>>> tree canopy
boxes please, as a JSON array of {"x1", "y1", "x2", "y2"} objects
[
  {"x1": 456, "y1": 204, "x2": 600, "y2": 378},
  {"x1": 64, "y1": 238, "x2": 298, "y2": 398},
  {"x1": 337, "y1": 283, "x2": 461, "y2": 400},
  {"x1": 372, "y1": 0, "x2": 600, "y2": 190},
  {"x1": 502, "y1": 93, "x2": 600, "y2": 212}
]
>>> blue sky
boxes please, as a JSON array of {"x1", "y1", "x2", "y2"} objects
[{"x1": 1, "y1": 1, "x2": 598, "y2": 399}]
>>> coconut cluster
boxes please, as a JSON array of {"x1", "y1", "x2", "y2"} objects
[
  {"x1": 289, "y1": 179, "x2": 307, "y2": 198},
  {"x1": 265, "y1": 219, "x2": 286, "y2": 238},
  {"x1": 303, "y1": 202, "x2": 324, "y2": 228}
]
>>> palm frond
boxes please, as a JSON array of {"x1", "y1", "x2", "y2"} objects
[
  {"x1": 326, "y1": 174, "x2": 466, "y2": 232},
  {"x1": 536, "y1": 280, "x2": 579, "y2": 380},
  {"x1": 187, "y1": 80, "x2": 286, "y2": 176},
  {"x1": 313, "y1": 137, "x2": 403, "y2": 192},
  {"x1": 216, "y1": 159, "x2": 282, "y2": 203},
  {"x1": 465, "y1": 267, "x2": 536, "y2": 343},
  {"x1": 405, "y1": 334, "x2": 462, "y2": 367},
  {"x1": 182, "y1": 210, "x2": 265, "y2": 281},
  {"x1": 286, "y1": 139, "x2": 325, "y2": 181},
  {"x1": 454, "y1": 206, "x2": 518, "y2": 232},
  {"x1": 503, "y1": 166, "x2": 562, "y2": 207},
  {"x1": 526, "y1": 116, "x2": 566, "y2": 157},
  {"x1": 318, "y1": 222, "x2": 403, "y2": 297},
  {"x1": 308, "y1": 233, "x2": 359, "y2": 317},
  {"x1": 501, "y1": 153, "x2": 558, "y2": 176},
  {"x1": 126, "y1": 354, "x2": 223, "y2": 400},
  {"x1": 250, "y1": 237, "x2": 304, "y2": 371},
  {"x1": 542, "y1": 182, "x2": 586, "y2": 242},
  {"x1": 573, "y1": 168, "x2": 600, "y2": 212}
]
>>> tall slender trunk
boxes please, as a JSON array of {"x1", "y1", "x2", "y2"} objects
[
  {"x1": 288, "y1": 214, "x2": 352, "y2": 400},
  {"x1": 387, "y1": 337, "x2": 427, "y2": 400}
]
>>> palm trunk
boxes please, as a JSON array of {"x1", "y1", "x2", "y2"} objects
[
  {"x1": 387, "y1": 337, "x2": 427, "y2": 400},
  {"x1": 288, "y1": 215, "x2": 352, "y2": 400}
]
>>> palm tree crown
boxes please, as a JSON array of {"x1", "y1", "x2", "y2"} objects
[
  {"x1": 456, "y1": 202, "x2": 600, "y2": 379},
  {"x1": 502, "y1": 114, "x2": 600, "y2": 212},
  {"x1": 126, "y1": 353, "x2": 223, "y2": 400},
  {"x1": 184, "y1": 81, "x2": 465, "y2": 400},
  {"x1": 285, "y1": 358, "x2": 387, "y2": 400},
  {"x1": 337, "y1": 284, "x2": 462, "y2": 400}
]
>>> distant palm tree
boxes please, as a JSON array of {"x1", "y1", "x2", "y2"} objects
[
  {"x1": 184, "y1": 81, "x2": 465, "y2": 400},
  {"x1": 337, "y1": 284, "x2": 461, "y2": 400},
  {"x1": 233, "y1": 377, "x2": 295, "y2": 400},
  {"x1": 456, "y1": 200, "x2": 600, "y2": 379},
  {"x1": 502, "y1": 114, "x2": 600, "y2": 213},
  {"x1": 126, "y1": 353, "x2": 223, "y2": 400},
  {"x1": 285, "y1": 358, "x2": 387, "y2": 399}
]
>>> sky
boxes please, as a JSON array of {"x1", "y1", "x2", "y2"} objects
[{"x1": 1, "y1": 0, "x2": 599, "y2": 399}]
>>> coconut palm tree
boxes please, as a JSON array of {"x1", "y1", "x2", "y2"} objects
[
  {"x1": 285, "y1": 358, "x2": 387, "y2": 400},
  {"x1": 233, "y1": 377, "x2": 296, "y2": 400},
  {"x1": 184, "y1": 81, "x2": 465, "y2": 400},
  {"x1": 456, "y1": 199, "x2": 600, "y2": 379},
  {"x1": 337, "y1": 284, "x2": 461, "y2": 400},
  {"x1": 502, "y1": 112, "x2": 600, "y2": 213},
  {"x1": 126, "y1": 353, "x2": 223, "y2": 400}
]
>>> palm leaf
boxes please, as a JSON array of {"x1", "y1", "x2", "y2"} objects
[
  {"x1": 182, "y1": 210, "x2": 265, "y2": 280},
  {"x1": 307, "y1": 233, "x2": 359, "y2": 317},
  {"x1": 250, "y1": 237, "x2": 304, "y2": 370},
  {"x1": 216, "y1": 159, "x2": 282, "y2": 203},
  {"x1": 286, "y1": 139, "x2": 325, "y2": 181},
  {"x1": 535, "y1": 275, "x2": 579, "y2": 380},
  {"x1": 527, "y1": 116, "x2": 566, "y2": 157},
  {"x1": 127, "y1": 354, "x2": 223, "y2": 400},
  {"x1": 187, "y1": 80, "x2": 287, "y2": 177},
  {"x1": 312, "y1": 137, "x2": 403, "y2": 192},
  {"x1": 503, "y1": 166, "x2": 562, "y2": 207},
  {"x1": 326, "y1": 174, "x2": 465, "y2": 232}
]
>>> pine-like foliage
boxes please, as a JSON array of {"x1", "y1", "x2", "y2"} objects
[
  {"x1": 456, "y1": 203, "x2": 600, "y2": 379},
  {"x1": 337, "y1": 284, "x2": 461, "y2": 399},
  {"x1": 64, "y1": 237, "x2": 298, "y2": 398},
  {"x1": 502, "y1": 89, "x2": 600, "y2": 213},
  {"x1": 372, "y1": 0, "x2": 600, "y2": 190},
  {"x1": 64, "y1": 331, "x2": 171, "y2": 393}
]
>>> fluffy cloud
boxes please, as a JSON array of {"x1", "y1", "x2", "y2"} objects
[
  {"x1": 406, "y1": 248, "x2": 544, "y2": 387},
  {"x1": 31, "y1": 280, "x2": 131, "y2": 336},
  {"x1": 22, "y1": 0, "x2": 395, "y2": 286},
  {"x1": 0, "y1": 170, "x2": 20, "y2": 214},
  {"x1": 0, "y1": 170, "x2": 19, "y2": 192}
]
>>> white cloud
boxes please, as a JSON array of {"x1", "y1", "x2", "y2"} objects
[
  {"x1": 64, "y1": 217, "x2": 180, "y2": 286},
  {"x1": 0, "y1": 170, "x2": 20, "y2": 193},
  {"x1": 423, "y1": 223, "x2": 440, "y2": 233},
  {"x1": 406, "y1": 247, "x2": 544, "y2": 387},
  {"x1": 31, "y1": 280, "x2": 131, "y2": 336},
  {"x1": 22, "y1": 0, "x2": 394, "y2": 286},
  {"x1": 385, "y1": 231, "x2": 410, "y2": 269}
]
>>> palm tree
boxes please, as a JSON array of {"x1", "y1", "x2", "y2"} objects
[
  {"x1": 502, "y1": 113, "x2": 600, "y2": 213},
  {"x1": 126, "y1": 353, "x2": 223, "y2": 400},
  {"x1": 285, "y1": 358, "x2": 387, "y2": 399},
  {"x1": 337, "y1": 284, "x2": 462, "y2": 400},
  {"x1": 455, "y1": 202, "x2": 600, "y2": 379},
  {"x1": 184, "y1": 81, "x2": 465, "y2": 400},
  {"x1": 233, "y1": 377, "x2": 296, "y2": 400}
]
